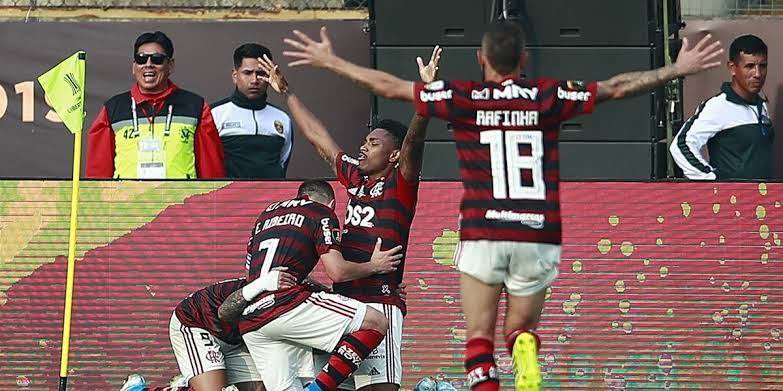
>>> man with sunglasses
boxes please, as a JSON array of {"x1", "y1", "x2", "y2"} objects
[{"x1": 87, "y1": 31, "x2": 225, "y2": 179}]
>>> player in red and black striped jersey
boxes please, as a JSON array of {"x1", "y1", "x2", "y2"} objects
[
  {"x1": 226, "y1": 180, "x2": 405, "y2": 391},
  {"x1": 283, "y1": 22, "x2": 723, "y2": 390},
  {"x1": 256, "y1": 49, "x2": 441, "y2": 390},
  {"x1": 171, "y1": 270, "x2": 295, "y2": 391},
  {"x1": 175, "y1": 278, "x2": 247, "y2": 345}
]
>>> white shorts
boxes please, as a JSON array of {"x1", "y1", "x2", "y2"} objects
[
  {"x1": 243, "y1": 291, "x2": 367, "y2": 391},
  {"x1": 454, "y1": 240, "x2": 561, "y2": 297},
  {"x1": 314, "y1": 303, "x2": 403, "y2": 389},
  {"x1": 169, "y1": 312, "x2": 262, "y2": 385}
]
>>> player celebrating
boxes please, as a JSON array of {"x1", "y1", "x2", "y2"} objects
[
  {"x1": 170, "y1": 271, "x2": 295, "y2": 391},
  {"x1": 234, "y1": 180, "x2": 403, "y2": 391},
  {"x1": 282, "y1": 22, "x2": 723, "y2": 390},
  {"x1": 255, "y1": 46, "x2": 440, "y2": 391}
]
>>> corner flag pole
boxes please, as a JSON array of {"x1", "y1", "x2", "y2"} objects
[
  {"x1": 58, "y1": 109, "x2": 83, "y2": 391},
  {"x1": 37, "y1": 50, "x2": 87, "y2": 391}
]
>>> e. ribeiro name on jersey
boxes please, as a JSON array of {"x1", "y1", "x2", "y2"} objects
[
  {"x1": 238, "y1": 197, "x2": 341, "y2": 334},
  {"x1": 413, "y1": 78, "x2": 598, "y2": 244}
]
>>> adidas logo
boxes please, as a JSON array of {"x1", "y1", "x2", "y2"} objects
[{"x1": 368, "y1": 367, "x2": 380, "y2": 376}]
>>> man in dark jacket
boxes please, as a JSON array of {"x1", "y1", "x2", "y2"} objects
[{"x1": 211, "y1": 43, "x2": 293, "y2": 179}]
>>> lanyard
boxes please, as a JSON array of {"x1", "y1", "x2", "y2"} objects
[{"x1": 131, "y1": 97, "x2": 173, "y2": 137}]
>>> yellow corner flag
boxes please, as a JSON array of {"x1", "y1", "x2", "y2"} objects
[
  {"x1": 38, "y1": 51, "x2": 87, "y2": 391},
  {"x1": 37, "y1": 51, "x2": 86, "y2": 134}
]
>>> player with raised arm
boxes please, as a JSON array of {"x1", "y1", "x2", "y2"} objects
[
  {"x1": 255, "y1": 47, "x2": 441, "y2": 391},
  {"x1": 282, "y1": 22, "x2": 723, "y2": 390}
]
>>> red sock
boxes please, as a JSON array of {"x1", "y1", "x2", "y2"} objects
[
  {"x1": 314, "y1": 329, "x2": 385, "y2": 391},
  {"x1": 465, "y1": 337, "x2": 499, "y2": 391},
  {"x1": 505, "y1": 329, "x2": 541, "y2": 355}
]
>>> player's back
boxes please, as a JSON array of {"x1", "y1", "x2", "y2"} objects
[
  {"x1": 414, "y1": 78, "x2": 597, "y2": 244},
  {"x1": 174, "y1": 278, "x2": 246, "y2": 344},
  {"x1": 239, "y1": 196, "x2": 342, "y2": 334}
]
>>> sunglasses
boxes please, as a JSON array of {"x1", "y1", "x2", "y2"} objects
[{"x1": 134, "y1": 53, "x2": 168, "y2": 65}]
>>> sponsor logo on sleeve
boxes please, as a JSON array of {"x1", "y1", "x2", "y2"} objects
[
  {"x1": 341, "y1": 154, "x2": 359, "y2": 166},
  {"x1": 419, "y1": 89, "x2": 453, "y2": 103},
  {"x1": 557, "y1": 87, "x2": 591, "y2": 102},
  {"x1": 321, "y1": 218, "x2": 333, "y2": 245}
]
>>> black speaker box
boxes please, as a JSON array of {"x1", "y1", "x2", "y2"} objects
[
  {"x1": 559, "y1": 140, "x2": 668, "y2": 179},
  {"x1": 419, "y1": 140, "x2": 667, "y2": 180},
  {"x1": 370, "y1": 0, "x2": 679, "y2": 47},
  {"x1": 374, "y1": 46, "x2": 665, "y2": 142}
]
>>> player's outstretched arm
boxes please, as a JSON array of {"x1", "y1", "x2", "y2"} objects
[
  {"x1": 217, "y1": 268, "x2": 296, "y2": 321},
  {"x1": 596, "y1": 34, "x2": 723, "y2": 103},
  {"x1": 399, "y1": 46, "x2": 442, "y2": 182},
  {"x1": 283, "y1": 26, "x2": 416, "y2": 102},
  {"x1": 257, "y1": 54, "x2": 343, "y2": 174},
  {"x1": 320, "y1": 238, "x2": 403, "y2": 283}
]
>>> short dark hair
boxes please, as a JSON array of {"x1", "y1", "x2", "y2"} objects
[
  {"x1": 482, "y1": 20, "x2": 525, "y2": 75},
  {"x1": 298, "y1": 180, "x2": 335, "y2": 201},
  {"x1": 134, "y1": 31, "x2": 174, "y2": 58},
  {"x1": 374, "y1": 119, "x2": 408, "y2": 148},
  {"x1": 729, "y1": 35, "x2": 767, "y2": 62},
  {"x1": 234, "y1": 43, "x2": 272, "y2": 68}
]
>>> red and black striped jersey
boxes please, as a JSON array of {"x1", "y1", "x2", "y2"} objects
[
  {"x1": 414, "y1": 78, "x2": 597, "y2": 244},
  {"x1": 239, "y1": 197, "x2": 342, "y2": 334},
  {"x1": 332, "y1": 152, "x2": 419, "y2": 313},
  {"x1": 175, "y1": 278, "x2": 246, "y2": 344}
]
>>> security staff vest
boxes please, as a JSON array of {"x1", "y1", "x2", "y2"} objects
[{"x1": 106, "y1": 89, "x2": 204, "y2": 179}]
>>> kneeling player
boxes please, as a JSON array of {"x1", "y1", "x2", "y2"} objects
[{"x1": 170, "y1": 272, "x2": 306, "y2": 391}]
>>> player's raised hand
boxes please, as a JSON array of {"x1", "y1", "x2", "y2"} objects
[
  {"x1": 417, "y1": 45, "x2": 442, "y2": 83},
  {"x1": 283, "y1": 26, "x2": 335, "y2": 68},
  {"x1": 674, "y1": 34, "x2": 724, "y2": 76},
  {"x1": 257, "y1": 54, "x2": 289, "y2": 94},
  {"x1": 369, "y1": 238, "x2": 403, "y2": 274}
]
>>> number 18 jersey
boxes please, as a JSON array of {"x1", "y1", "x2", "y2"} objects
[{"x1": 413, "y1": 78, "x2": 598, "y2": 244}]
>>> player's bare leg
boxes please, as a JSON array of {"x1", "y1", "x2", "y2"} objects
[
  {"x1": 504, "y1": 288, "x2": 547, "y2": 391},
  {"x1": 460, "y1": 273, "x2": 503, "y2": 391},
  {"x1": 189, "y1": 370, "x2": 228, "y2": 391},
  {"x1": 235, "y1": 381, "x2": 265, "y2": 391}
]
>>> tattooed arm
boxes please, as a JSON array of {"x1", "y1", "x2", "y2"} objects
[
  {"x1": 218, "y1": 289, "x2": 250, "y2": 322},
  {"x1": 597, "y1": 34, "x2": 724, "y2": 103},
  {"x1": 217, "y1": 269, "x2": 296, "y2": 321}
]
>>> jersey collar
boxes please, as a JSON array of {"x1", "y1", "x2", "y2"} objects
[
  {"x1": 231, "y1": 88, "x2": 268, "y2": 110},
  {"x1": 721, "y1": 82, "x2": 767, "y2": 106}
]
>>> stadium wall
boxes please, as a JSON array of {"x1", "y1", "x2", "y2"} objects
[
  {"x1": 0, "y1": 180, "x2": 781, "y2": 390},
  {"x1": 2, "y1": 18, "x2": 783, "y2": 180}
]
